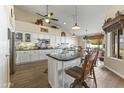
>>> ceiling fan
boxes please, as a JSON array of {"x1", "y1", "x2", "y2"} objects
[{"x1": 36, "y1": 5, "x2": 59, "y2": 24}]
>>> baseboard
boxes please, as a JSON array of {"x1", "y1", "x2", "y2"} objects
[
  {"x1": 105, "y1": 65, "x2": 124, "y2": 79},
  {"x1": 8, "y1": 82, "x2": 11, "y2": 88},
  {"x1": 3, "y1": 82, "x2": 10, "y2": 88}
]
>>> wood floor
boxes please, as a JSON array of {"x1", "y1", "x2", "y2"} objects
[
  {"x1": 10, "y1": 60, "x2": 124, "y2": 88},
  {"x1": 10, "y1": 60, "x2": 48, "y2": 88}
]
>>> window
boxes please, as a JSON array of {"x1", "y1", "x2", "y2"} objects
[
  {"x1": 112, "y1": 29, "x2": 124, "y2": 59},
  {"x1": 112, "y1": 31, "x2": 118, "y2": 57},
  {"x1": 119, "y1": 29, "x2": 124, "y2": 59}
]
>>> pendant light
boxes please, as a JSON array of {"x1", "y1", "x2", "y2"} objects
[{"x1": 72, "y1": 6, "x2": 80, "y2": 30}]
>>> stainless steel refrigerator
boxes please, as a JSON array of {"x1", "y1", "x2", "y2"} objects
[{"x1": 8, "y1": 28, "x2": 16, "y2": 74}]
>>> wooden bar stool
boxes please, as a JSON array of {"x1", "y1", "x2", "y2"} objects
[{"x1": 65, "y1": 51, "x2": 98, "y2": 88}]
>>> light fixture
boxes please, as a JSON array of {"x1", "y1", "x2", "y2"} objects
[
  {"x1": 45, "y1": 17, "x2": 50, "y2": 23},
  {"x1": 72, "y1": 33, "x2": 76, "y2": 37},
  {"x1": 63, "y1": 22, "x2": 66, "y2": 24},
  {"x1": 72, "y1": 6, "x2": 80, "y2": 30},
  {"x1": 72, "y1": 23, "x2": 80, "y2": 30}
]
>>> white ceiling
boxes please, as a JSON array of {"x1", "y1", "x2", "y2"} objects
[{"x1": 15, "y1": 5, "x2": 110, "y2": 36}]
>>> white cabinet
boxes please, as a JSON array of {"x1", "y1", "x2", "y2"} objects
[
  {"x1": 23, "y1": 51, "x2": 29, "y2": 63},
  {"x1": 44, "y1": 34, "x2": 50, "y2": 39},
  {"x1": 56, "y1": 36, "x2": 61, "y2": 44},
  {"x1": 21, "y1": 51, "x2": 30, "y2": 64},
  {"x1": 16, "y1": 49, "x2": 63, "y2": 64},
  {"x1": 16, "y1": 51, "x2": 30, "y2": 64},
  {"x1": 48, "y1": 56, "x2": 80, "y2": 88},
  {"x1": 48, "y1": 57, "x2": 58, "y2": 88},
  {"x1": 39, "y1": 50, "x2": 47, "y2": 59},
  {"x1": 16, "y1": 49, "x2": 57, "y2": 64},
  {"x1": 61, "y1": 37, "x2": 66, "y2": 44},
  {"x1": 38, "y1": 34, "x2": 44, "y2": 39},
  {"x1": 38, "y1": 50, "x2": 46, "y2": 60},
  {"x1": 50, "y1": 35, "x2": 56, "y2": 44},
  {"x1": 16, "y1": 51, "x2": 25, "y2": 64},
  {"x1": 31, "y1": 33, "x2": 38, "y2": 43},
  {"x1": 16, "y1": 51, "x2": 22, "y2": 64},
  {"x1": 65, "y1": 37, "x2": 70, "y2": 46},
  {"x1": 30, "y1": 50, "x2": 38, "y2": 62}
]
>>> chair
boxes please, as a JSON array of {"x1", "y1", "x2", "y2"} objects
[
  {"x1": 79, "y1": 48, "x2": 85, "y2": 65},
  {"x1": 93, "y1": 49, "x2": 99, "y2": 67},
  {"x1": 65, "y1": 51, "x2": 98, "y2": 88}
]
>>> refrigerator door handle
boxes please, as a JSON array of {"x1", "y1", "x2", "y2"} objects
[{"x1": 5, "y1": 54, "x2": 10, "y2": 57}]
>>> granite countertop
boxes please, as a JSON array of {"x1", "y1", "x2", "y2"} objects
[
  {"x1": 16, "y1": 48, "x2": 61, "y2": 51},
  {"x1": 47, "y1": 51, "x2": 81, "y2": 61}
]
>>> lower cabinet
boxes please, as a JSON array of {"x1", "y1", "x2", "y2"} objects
[
  {"x1": 16, "y1": 49, "x2": 62, "y2": 64},
  {"x1": 48, "y1": 57, "x2": 81, "y2": 88}
]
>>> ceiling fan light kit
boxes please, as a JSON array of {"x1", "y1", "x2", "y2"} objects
[
  {"x1": 45, "y1": 18, "x2": 50, "y2": 23},
  {"x1": 36, "y1": 5, "x2": 58, "y2": 24}
]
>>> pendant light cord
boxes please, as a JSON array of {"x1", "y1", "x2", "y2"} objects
[
  {"x1": 46, "y1": 5, "x2": 48, "y2": 15},
  {"x1": 75, "y1": 5, "x2": 77, "y2": 24},
  {"x1": 86, "y1": 29, "x2": 87, "y2": 35}
]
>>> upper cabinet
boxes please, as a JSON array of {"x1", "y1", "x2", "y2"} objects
[
  {"x1": 15, "y1": 20, "x2": 78, "y2": 46},
  {"x1": 56, "y1": 36, "x2": 61, "y2": 44},
  {"x1": 15, "y1": 20, "x2": 73, "y2": 37},
  {"x1": 50, "y1": 35, "x2": 56, "y2": 44}
]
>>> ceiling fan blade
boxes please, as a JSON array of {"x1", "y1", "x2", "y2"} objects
[
  {"x1": 50, "y1": 18, "x2": 59, "y2": 21},
  {"x1": 36, "y1": 13, "x2": 45, "y2": 17}
]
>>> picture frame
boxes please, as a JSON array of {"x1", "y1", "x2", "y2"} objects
[
  {"x1": 25, "y1": 33, "x2": 31, "y2": 42},
  {"x1": 16, "y1": 32, "x2": 23, "y2": 41},
  {"x1": 40, "y1": 28, "x2": 48, "y2": 33}
]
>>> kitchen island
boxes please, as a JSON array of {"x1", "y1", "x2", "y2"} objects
[{"x1": 47, "y1": 51, "x2": 81, "y2": 88}]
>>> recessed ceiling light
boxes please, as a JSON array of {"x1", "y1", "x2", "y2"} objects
[{"x1": 63, "y1": 22, "x2": 66, "y2": 24}]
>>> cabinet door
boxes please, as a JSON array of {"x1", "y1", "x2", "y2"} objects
[
  {"x1": 26, "y1": 51, "x2": 31, "y2": 63},
  {"x1": 31, "y1": 33, "x2": 38, "y2": 43},
  {"x1": 61, "y1": 37, "x2": 66, "y2": 44},
  {"x1": 61, "y1": 37, "x2": 64, "y2": 43},
  {"x1": 72, "y1": 37, "x2": 78, "y2": 45},
  {"x1": 70, "y1": 37, "x2": 75, "y2": 45},
  {"x1": 34, "y1": 50, "x2": 39, "y2": 61},
  {"x1": 16, "y1": 51, "x2": 21, "y2": 64},
  {"x1": 43, "y1": 50, "x2": 50, "y2": 59},
  {"x1": 65, "y1": 37, "x2": 70, "y2": 46},
  {"x1": 56, "y1": 36, "x2": 61, "y2": 45},
  {"x1": 39, "y1": 50, "x2": 47, "y2": 60},
  {"x1": 30, "y1": 50, "x2": 37, "y2": 62},
  {"x1": 18, "y1": 51, "x2": 24, "y2": 64},
  {"x1": 38, "y1": 34, "x2": 44, "y2": 39},
  {"x1": 56, "y1": 49, "x2": 62, "y2": 53},
  {"x1": 50, "y1": 35, "x2": 56, "y2": 44},
  {"x1": 44, "y1": 34, "x2": 50, "y2": 39},
  {"x1": 48, "y1": 57, "x2": 58, "y2": 87},
  {"x1": 21, "y1": 51, "x2": 30, "y2": 64}
]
